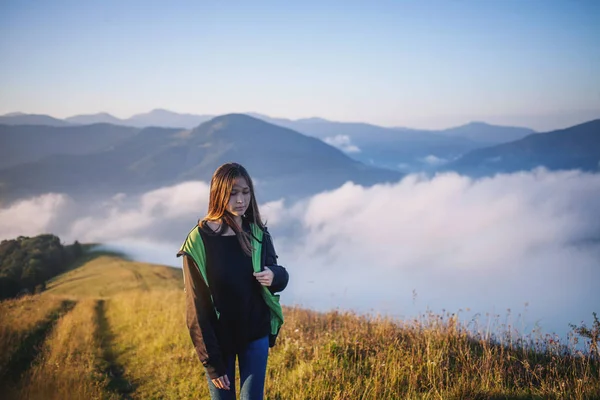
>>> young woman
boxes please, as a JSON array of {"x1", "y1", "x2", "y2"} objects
[{"x1": 177, "y1": 162, "x2": 289, "y2": 400}]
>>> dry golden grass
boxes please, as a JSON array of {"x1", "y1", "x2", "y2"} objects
[
  {"x1": 1, "y1": 252, "x2": 599, "y2": 399},
  {"x1": 18, "y1": 298, "x2": 118, "y2": 400},
  {"x1": 105, "y1": 290, "x2": 210, "y2": 399},
  {"x1": 0, "y1": 295, "x2": 66, "y2": 378},
  {"x1": 101, "y1": 291, "x2": 600, "y2": 399},
  {"x1": 44, "y1": 255, "x2": 182, "y2": 297},
  {"x1": 266, "y1": 307, "x2": 600, "y2": 399}
]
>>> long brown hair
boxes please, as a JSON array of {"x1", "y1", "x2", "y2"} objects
[{"x1": 200, "y1": 162, "x2": 265, "y2": 256}]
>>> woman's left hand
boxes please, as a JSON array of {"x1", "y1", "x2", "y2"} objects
[{"x1": 253, "y1": 267, "x2": 274, "y2": 286}]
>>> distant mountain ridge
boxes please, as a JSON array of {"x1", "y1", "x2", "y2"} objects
[
  {"x1": 3, "y1": 109, "x2": 536, "y2": 144},
  {"x1": 2, "y1": 110, "x2": 544, "y2": 173},
  {"x1": 1, "y1": 112, "x2": 599, "y2": 205},
  {"x1": 2, "y1": 110, "x2": 599, "y2": 178},
  {"x1": 444, "y1": 119, "x2": 600, "y2": 175},
  {"x1": 436, "y1": 121, "x2": 535, "y2": 144},
  {"x1": 0, "y1": 113, "x2": 70, "y2": 127},
  {"x1": 0, "y1": 124, "x2": 139, "y2": 169},
  {"x1": 127, "y1": 109, "x2": 214, "y2": 128},
  {"x1": 247, "y1": 113, "x2": 535, "y2": 145},
  {"x1": 0, "y1": 114, "x2": 402, "y2": 203},
  {"x1": 64, "y1": 109, "x2": 214, "y2": 128},
  {"x1": 65, "y1": 112, "x2": 125, "y2": 125},
  {"x1": 246, "y1": 115, "x2": 541, "y2": 172}
]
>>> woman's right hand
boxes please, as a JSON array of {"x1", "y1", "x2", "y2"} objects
[{"x1": 212, "y1": 375, "x2": 230, "y2": 390}]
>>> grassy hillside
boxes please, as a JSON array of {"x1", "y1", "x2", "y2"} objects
[
  {"x1": 0, "y1": 251, "x2": 598, "y2": 399},
  {"x1": 44, "y1": 253, "x2": 183, "y2": 297}
]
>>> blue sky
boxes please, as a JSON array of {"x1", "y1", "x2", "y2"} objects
[{"x1": 1, "y1": 0, "x2": 599, "y2": 129}]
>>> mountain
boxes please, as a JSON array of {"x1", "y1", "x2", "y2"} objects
[
  {"x1": 0, "y1": 113, "x2": 71, "y2": 127},
  {"x1": 436, "y1": 122, "x2": 535, "y2": 144},
  {"x1": 0, "y1": 125, "x2": 183, "y2": 202},
  {"x1": 251, "y1": 114, "x2": 535, "y2": 145},
  {"x1": 2, "y1": 111, "x2": 533, "y2": 172},
  {"x1": 246, "y1": 114, "x2": 484, "y2": 172},
  {"x1": 65, "y1": 112, "x2": 126, "y2": 125},
  {"x1": 65, "y1": 109, "x2": 215, "y2": 128},
  {"x1": 2, "y1": 110, "x2": 537, "y2": 174},
  {"x1": 0, "y1": 114, "x2": 402, "y2": 203},
  {"x1": 0, "y1": 124, "x2": 139, "y2": 169},
  {"x1": 127, "y1": 109, "x2": 214, "y2": 128},
  {"x1": 444, "y1": 119, "x2": 600, "y2": 175},
  {"x1": 478, "y1": 109, "x2": 600, "y2": 132}
]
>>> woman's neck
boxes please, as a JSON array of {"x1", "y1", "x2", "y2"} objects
[{"x1": 232, "y1": 215, "x2": 243, "y2": 229}]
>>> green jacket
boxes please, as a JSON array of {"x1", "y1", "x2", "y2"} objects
[{"x1": 179, "y1": 222, "x2": 285, "y2": 345}]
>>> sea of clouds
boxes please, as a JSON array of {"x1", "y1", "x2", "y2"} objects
[{"x1": 2, "y1": 168, "x2": 599, "y2": 337}]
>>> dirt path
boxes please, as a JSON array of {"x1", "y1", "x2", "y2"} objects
[{"x1": 95, "y1": 299, "x2": 136, "y2": 399}]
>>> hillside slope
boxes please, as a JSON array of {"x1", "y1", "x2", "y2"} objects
[
  {"x1": 0, "y1": 251, "x2": 598, "y2": 399},
  {"x1": 44, "y1": 253, "x2": 183, "y2": 297}
]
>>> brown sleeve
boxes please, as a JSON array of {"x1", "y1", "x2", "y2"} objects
[
  {"x1": 180, "y1": 253, "x2": 226, "y2": 379},
  {"x1": 263, "y1": 229, "x2": 289, "y2": 293}
]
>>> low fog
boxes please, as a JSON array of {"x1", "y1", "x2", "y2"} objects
[{"x1": 2, "y1": 169, "x2": 599, "y2": 337}]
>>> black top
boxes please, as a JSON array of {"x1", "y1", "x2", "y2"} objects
[
  {"x1": 178, "y1": 220, "x2": 289, "y2": 379},
  {"x1": 199, "y1": 225, "x2": 271, "y2": 357}
]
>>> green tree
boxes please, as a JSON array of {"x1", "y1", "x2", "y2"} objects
[{"x1": 0, "y1": 234, "x2": 86, "y2": 300}]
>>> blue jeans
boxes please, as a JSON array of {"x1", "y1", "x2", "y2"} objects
[{"x1": 207, "y1": 336, "x2": 269, "y2": 400}]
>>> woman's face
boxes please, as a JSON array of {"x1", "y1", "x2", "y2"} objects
[{"x1": 227, "y1": 177, "x2": 251, "y2": 217}]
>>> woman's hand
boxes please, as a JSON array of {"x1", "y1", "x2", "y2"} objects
[
  {"x1": 253, "y1": 267, "x2": 274, "y2": 286},
  {"x1": 212, "y1": 375, "x2": 230, "y2": 390}
]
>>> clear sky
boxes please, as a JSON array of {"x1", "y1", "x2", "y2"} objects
[{"x1": 1, "y1": 0, "x2": 599, "y2": 129}]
